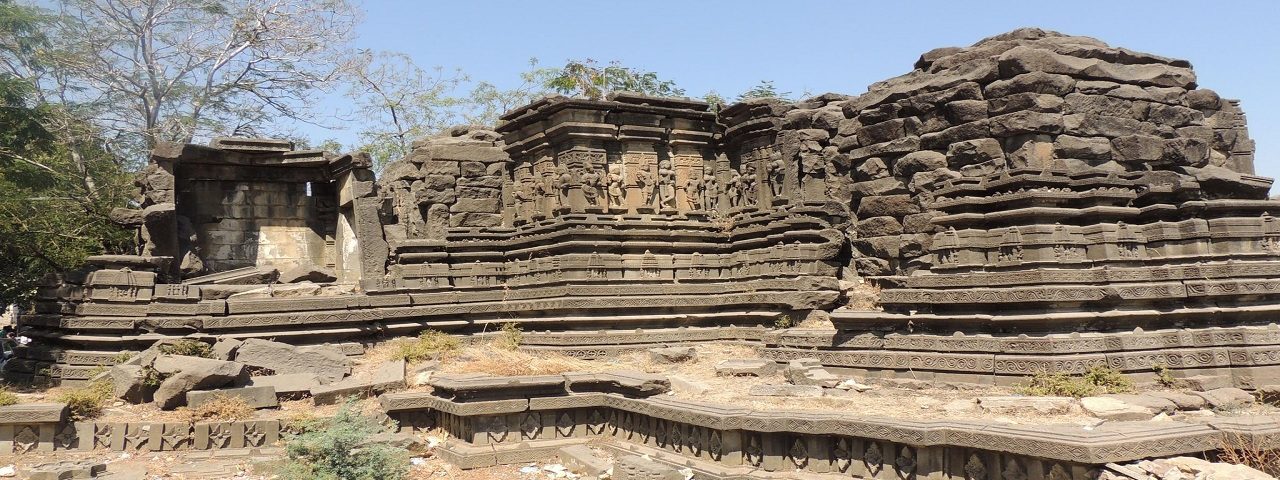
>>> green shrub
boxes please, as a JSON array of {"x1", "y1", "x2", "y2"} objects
[
  {"x1": 157, "y1": 339, "x2": 214, "y2": 358},
  {"x1": 0, "y1": 389, "x2": 19, "y2": 406},
  {"x1": 494, "y1": 322, "x2": 523, "y2": 351},
  {"x1": 1154, "y1": 363, "x2": 1181, "y2": 388},
  {"x1": 280, "y1": 401, "x2": 409, "y2": 480},
  {"x1": 1018, "y1": 366, "x2": 1135, "y2": 397},
  {"x1": 774, "y1": 314, "x2": 794, "y2": 329},
  {"x1": 394, "y1": 330, "x2": 461, "y2": 362},
  {"x1": 57, "y1": 378, "x2": 113, "y2": 420}
]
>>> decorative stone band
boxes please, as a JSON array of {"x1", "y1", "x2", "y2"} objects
[
  {"x1": 0, "y1": 403, "x2": 279, "y2": 454},
  {"x1": 378, "y1": 385, "x2": 1280, "y2": 474}
]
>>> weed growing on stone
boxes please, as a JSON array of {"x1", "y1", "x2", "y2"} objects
[
  {"x1": 1018, "y1": 366, "x2": 1134, "y2": 397},
  {"x1": 494, "y1": 322, "x2": 523, "y2": 351},
  {"x1": 1153, "y1": 363, "x2": 1182, "y2": 388},
  {"x1": 394, "y1": 330, "x2": 461, "y2": 363},
  {"x1": 57, "y1": 378, "x2": 113, "y2": 420},
  {"x1": 158, "y1": 339, "x2": 215, "y2": 358},
  {"x1": 774, "y1": 314, "x2": 794, "y2": 329},
  {"x1": 181, "y1": 393, "x2": 255, "y2": 423},
  {"x1": 281, "y1": 400, "x2": 409, "y2": 480}
]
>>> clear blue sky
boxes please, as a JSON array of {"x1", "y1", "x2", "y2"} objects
[{"x1": 307, "y1": 0, "x2": 1280, "y2": 183}]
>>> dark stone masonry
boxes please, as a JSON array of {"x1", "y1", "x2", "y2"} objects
[{"x1": 6, "y1": 27, "x2": 1280, "y2": 477}]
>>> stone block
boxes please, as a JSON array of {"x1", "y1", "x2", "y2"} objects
[
  {"x1": 715, "y1": 359, "x2": 778, "y2": 376},
  {"x1": 857, "y1": 195, "x2": 920, "y2": 218},
  {"x1": 152, "y1": 356, "x2": 250, "y2": 410},
  {"x1": 1080, "y1": 396, "x2": 1157, "y2": 421},
  {"x1": 944, "y1": 99, "x2": 988, "y2": 124},
  {"x1": 560, "y1": 444, "x2": 611, "y2": 476},
  {"x1": 946, "y1": 138, "x2": 1004, "y2": 166},
  {"x1": 613, "y1": 455, "x2": 685, "y2": 480},
  {"x1": 0, "y1": 403, "x2": 67, "y2": 424},
  {"x1": 111, "y1": 364, "x2": 153, "y2": 403},
  {"x1": 186, "y1": 385, "x2": 279, "y2": 409},
  {"x1": 1147, "y1": 391, "x2": 1207, "y2": 410},
  {"x1": 855, "y1": 216, "x2": 903, "y2": 238},
  {"x1": 988, "y1": 92, "x2": 1066, "y2": 116},
  {"x1": 748, "y1": 384, "x2": 823, "y2": 397},
  {"x1": 647, "y1": 346, "x2": 696, "y2": 363},
  {"x1": 564, "y1": 371, "x2": 669, "y2": 397},
  {"x1": 784, "y1": 359, "x2": 840, "y2": 388},
  {"x1": 892, "y1": 150, "x2": 947, "y2": 177},
  {"x1": 233, "y1": 339, "x2": 352, "y2": 384},
  {"x1": 1053, "y1": 135, "x2": 1112, "y2": 160},
  {"x1": 984, "y1": 72, "x2": 1076, "y2": 98},
  {"x1": 1194, "y1": 388, "x2": 1254, "y2": 410},
  {"x1": 277, "y1": 263, "x2": 337, "y2": 283},
  {"x1": 248, "y1": 373, "x2": 321, "y2": 398},
  {"x1": 211, "y1": 338, "x2": 243, "y2": 361},
  {"x1": 1111, "y1": 135, "x2": 1166, "y2": 163},
  {"x1": 24, "y1": 460, "x2": 106, "y2": 480},
  {"x1": 977, "y1": 396, "x2": 1076, "y2": 415},
  {"x1": 669, "y1": 375, "x2": 711, "y2": 396},
  {"x1": 850, "y1": 177, "x2": 908, "y2": 197},
  {"x1": 311, "y1": 359, "x2": 405, "y2": 405}
]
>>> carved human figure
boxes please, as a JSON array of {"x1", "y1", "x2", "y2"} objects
[
  {"x1": 657, "y1": 160, "x2": 676, "y2": 209},
  {"x1": 607, "y1": 164, "x2": 624, "y2": 208},
  {"x1": 685, "y1": 172, "x2": 703, "y2": 211},
  {"x1": 727, "y1": 172, "x2": 743, "y2": 208},
  {"x1": 701, "y1": 167, "x2": 719, "y2": 211},
  {"x1": 741, "y1": 167, "x2": 758, "y2": 206},
  {"x1": 581, "y1": 169, "x2": 602, "y2": 206},
  {"x1": 767, "y1": 154, "x2": 786, "y2": 197},
  {"x1": 637, "y1": 170, "x2": 656, "y2": 208},
  {"x1": 556, "y1": 166, "x2": 574, "y2": 207},
  {"x1": 513, "y1": 179, "x2": 534, "y2": 218}
]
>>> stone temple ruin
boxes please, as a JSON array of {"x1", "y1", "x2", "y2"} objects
[{"x1": 5, "y1": 28, "x2": 1280, "y2": 478}]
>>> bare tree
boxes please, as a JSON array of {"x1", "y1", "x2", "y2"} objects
[
  {"x1": 345, "y1": 50, "x2": 468, "y2": 168},
  {"x1": 44, "y1": 0, "x2": 359, "y2": 167}
]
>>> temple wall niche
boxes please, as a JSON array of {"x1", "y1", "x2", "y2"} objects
[{"x1": 179, "y1": 178, "x2": 333, "y2": 273}]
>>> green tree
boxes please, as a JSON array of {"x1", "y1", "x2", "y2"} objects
[
  {"x1": 545, "y1": 58, "x2": 685, "y2": 100},
  {"x1": 737, "y1": 80, "x2": 791, "y2": 102},
  {"x1": 464, "y1": 58, "x2": 558, "y2": 127}
]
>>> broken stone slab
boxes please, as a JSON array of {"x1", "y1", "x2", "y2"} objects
[
  {"x1": 182, "y1": 265, "x2": 279, "y2": 285},
  {"x1": 311, "y1": 359, "x2": 406, "y2": 406},
  {"x1": 613, "y1": 455, "x2": 686, "y2": 480},
  {"x1": 668, "y1": 375, "x2": 711, "y2": 396},
  {"x1": 784, "y1": 359, "x2": 840, "y2": 387},
  {"x1": 211, "y1": 338, "x2": 243, "y2": 361},
  {"x1": 715, "y1": 359, "x2": 778, "y2": 376},
  {"x1": 1194, "y1": 387, "x2": 1255, "y2": 411},
  {"x1": 1180, "y1": 374, "x2": 1232, "y2": 392},
  {"x1": 152, "y1": 356, "x2": 250, "y2": 410},
  {"x1": 24, "y1": 460, "x2": 107, "y2": 480},
  {"x1": 111, "y1": 364, "x2": 153, "y2": 403},
  {"x1": 977, "y1": 396, "x2": 1076, "y2": 415},
  {"x1": 187, "y1": 385, "x2": 279, "y2": 409},
  {"x1": 233, "y1": 339, "x2": 352, "y2": 384},
  {"x1": 1147, "y1": 391, "x2": 1208, "y2": 411},
  {"x1": 559, "y1": 445, "x2": 611, "y2": 477},
  {"x1": 748, "y1": 384, "x2": 823, "y2": 398},
  {"x1": 1135, "y1": 456, "x2": 1272, "y2": 480},
  {"x1": 1101, "y1": 394, "x2": 1177, "y2": 413},
  {"x1": 563, "y1": 371, "x2": 670, "y2": 398},
  {"x1": 409, "y1": 361, "x2": 440, "y2": 386},
  {"x1": 834, "y1": 379, "x2": 873, "y2": 392},
  {"x1": 1080, "y1": 396, "x2": 1158, "y2": 421},
  {"x1": 277, "y1": 263, "x2": 337, "y2": 284},
  {"x1": 647, "y1": 346, "x2": 697, "y2": 363},
  {"x1": 248, "y1": 373, "x2": 321, "y2": 400},
  {"x1": 0, "y1": 403, "x2": 67, "y2": 424},
  {"x1": 1255, "y1": 385, "x2": 1280, "y2": 406}
]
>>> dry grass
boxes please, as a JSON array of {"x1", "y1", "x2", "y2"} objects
[
  {"x1": 179, "y1": 394, "x2": 255, "y2": 423},
  {"x1": 440, "y1": 344, "x2": 601, "y2": 376},
  {"x1": 842, "y1": 280, "x2": 882, "y2": 310},
  {"x1": 1217, "y1": 431, "x2": 1280, "y2": 477}
]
